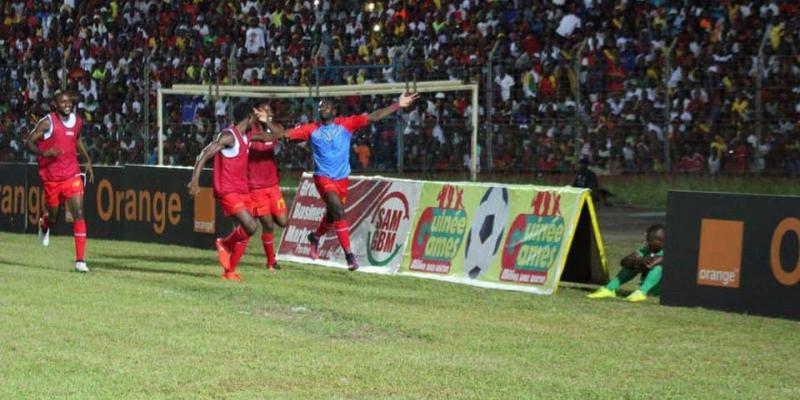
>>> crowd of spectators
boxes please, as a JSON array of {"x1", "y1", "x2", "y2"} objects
[{"x1": 1, "y1": 0, "x2": 799, "y2": 176}]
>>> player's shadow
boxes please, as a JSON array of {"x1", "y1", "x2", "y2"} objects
[
  {"x1": 92, "y1": 254, "x2": 220, "y2": 278},
  {"x1": 0, "y1": 258, "x2": 35, "y2": 268}
]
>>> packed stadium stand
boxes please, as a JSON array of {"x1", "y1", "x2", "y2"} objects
[{"x1": 1, "y1": 0, "x2": 798, "y2": 175}]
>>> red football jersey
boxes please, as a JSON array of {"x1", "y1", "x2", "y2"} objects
[
  {"x1": 212, "y1": 125, "x2": 250, "y2": 197},
  {"x1": 247, "y1": 131, "x2": 279, "y2": 189},
  {"x1": 36, "y1": 112, "x2": 83, "y2": 182}
]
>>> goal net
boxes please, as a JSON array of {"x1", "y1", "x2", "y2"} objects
[{"x1": 156, "y1": 81, "x2": 480, "y2": 180}]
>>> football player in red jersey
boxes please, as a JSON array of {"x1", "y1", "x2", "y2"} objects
[
  {"x1": 187, "y1": 102, "x2": 272, "y2": 281},
  {"x1": 25, "y1": 90, "x2": 94, "y2": 272},
  {"x1": 248, "y1": 102, "x2": 288, "y2": 272}
]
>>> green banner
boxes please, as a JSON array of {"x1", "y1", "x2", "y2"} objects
[{"x1": 401, "y1": 182, "x2": 590, "y2": 295}]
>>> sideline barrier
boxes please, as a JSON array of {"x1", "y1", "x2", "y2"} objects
[
  {"x1": 278, "y1": 174, "x2": 421, "y2": 274},
  {"x1": 0, "y1": 163, "x2": 27, "y2": 232},
  {"x1": 662, "y1": 191, "x2": 800, "y2": 320},
  {"x1": 0, "y1": 163, "x2": 226, "y2": 249},
  {"x1": 278, "y1": 173, "x2": 608, "y2": 294}
]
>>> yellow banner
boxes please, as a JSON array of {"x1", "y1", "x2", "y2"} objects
[{"x1": 400, "y1": 181, "x2": 605, "y2": 295}]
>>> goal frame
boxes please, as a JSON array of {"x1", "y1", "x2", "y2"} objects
[{"x1": 157, "y1": 81, "x2": 480, "y2": 180}]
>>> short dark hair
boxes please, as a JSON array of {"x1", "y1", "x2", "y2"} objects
[
  {"x1": 647, "y1": 224, "x2": 665, "y2": 235},
  {"x1": 53, "y1": 90, "x2": 69, "y2": 101},
  {"x1": 233, "y1": 101, "x2": 253, "y2": 123}
]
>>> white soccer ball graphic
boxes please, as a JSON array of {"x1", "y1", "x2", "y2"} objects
[{"x1": 463, "y1": 187, "x2": 509, "y2": 279}]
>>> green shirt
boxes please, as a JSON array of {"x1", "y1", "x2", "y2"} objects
[
  {"x1": 637, "y1": 246, "x2": 663, "y2": 258},
  {"x1": 92, "y1": 68, "x2": 107, "y2": 81}
]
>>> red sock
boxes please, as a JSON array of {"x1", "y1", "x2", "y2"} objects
[
  {"x1": 73, "y1": 219, "x2": 87, "y2": 261},
  {"x1": 222, "y1": 226, "x2": 247, "y2": 249},
  {"x1": 41, "y1": 213, "x2": 50, "y2": 231},
  {"x1": 333, "y1": 220, "x2": 351, "y2": 253},
  {"x1": 315, "y1": 220, "x2": 330, "y2": 237},
  {"x1": 229, "y1": 237, "x2": 250, "y2": 271},
  {"x1": 261, "y1": 232, "x2": 276, "y2": 266}
]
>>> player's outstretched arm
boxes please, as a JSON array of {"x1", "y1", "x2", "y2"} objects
[
  {"x1": 187, "y1": 131, "x2": 234, "y2": 197},
  {"x1": 367, "y1": 92, "x2": 420, "y2": 123},
  {"x1": 252, "y1": 123, "x2": 286, "y2": 143},
  {"x1": 267, "y1": 120, "x2": 318, "y2": 143},
  {"x1": 249, "y1": 108, "x2": 285, "y2": 142},
  {"x1": 262, "y1": 120, "x2": 289, "y2": 141},
  {"x1": 25, "y1": 117, "x2": 60, "y2": 158},
  {"x1": 76, "y1": 138, "x2": 94, "y2": 183},
  {"x1": 251, "y1": 128, "x2": 284, "y2": 143}
]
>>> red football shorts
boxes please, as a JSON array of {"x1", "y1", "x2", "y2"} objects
[
  {"x1": 251, "y1": 185, "x2": 287, "y2": 218},
  {"x1": 218, "y1": 192, "x2": 252, "y2": 217},
  {"x1": 313, "y1": 176, "x2": 349, "y2": 204},
  {"x1": 43, "y1": 175, "x2": 84, "y2": 208}
]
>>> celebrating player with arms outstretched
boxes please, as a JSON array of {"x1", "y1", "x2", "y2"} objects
[
  {"x1": 26, "y1": 90, "x2": 94, "y2": 272},
  {"x1": 266, "y1": 93, "x2": 419, "y2": 270}
]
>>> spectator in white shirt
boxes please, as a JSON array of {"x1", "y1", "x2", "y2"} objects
[
  {"x1": 495, "y1": 67, "x2": 515, "y2": 102},
  {"x1": 556, "y1": 11, "x2": 581, "y2": 38}
]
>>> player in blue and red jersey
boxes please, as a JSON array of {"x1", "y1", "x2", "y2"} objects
[{"x1": 266, "y1": 93, "x2": 419, "y2": 270}]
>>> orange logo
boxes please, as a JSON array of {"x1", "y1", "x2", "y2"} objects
[
  {"x1": 771, "y1": 217, "x2": 800, "y2": 286},
  {"x1": 697, "y1": 219, "x2": 744, "y2": 288},
  {"x1": 193, "y1": 187, "x2": 215, "y2": 234}
]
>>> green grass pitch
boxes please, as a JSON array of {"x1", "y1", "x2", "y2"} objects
[{"x1": 1, "y1": 231, "x2": 798, "y2": 399}]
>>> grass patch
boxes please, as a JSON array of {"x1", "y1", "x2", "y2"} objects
[
  {"x1": 601, "y1": 175, "x2": 800, "y2": 208},
  {"x1": 1, "y1": 231, "x2": 798, "y2": 399}
]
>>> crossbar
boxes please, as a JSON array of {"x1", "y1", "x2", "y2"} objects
[{"x1": 157, "y1": 83, "x2": 479, "y2": 180}]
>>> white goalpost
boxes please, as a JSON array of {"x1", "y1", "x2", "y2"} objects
[{"x1": 157, "y1": 81, "x2": 480, "y2": 180}]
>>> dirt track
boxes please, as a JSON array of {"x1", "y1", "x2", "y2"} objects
[{"x1": 593, "y1": 204, "x2": 666, "y2": 241}]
